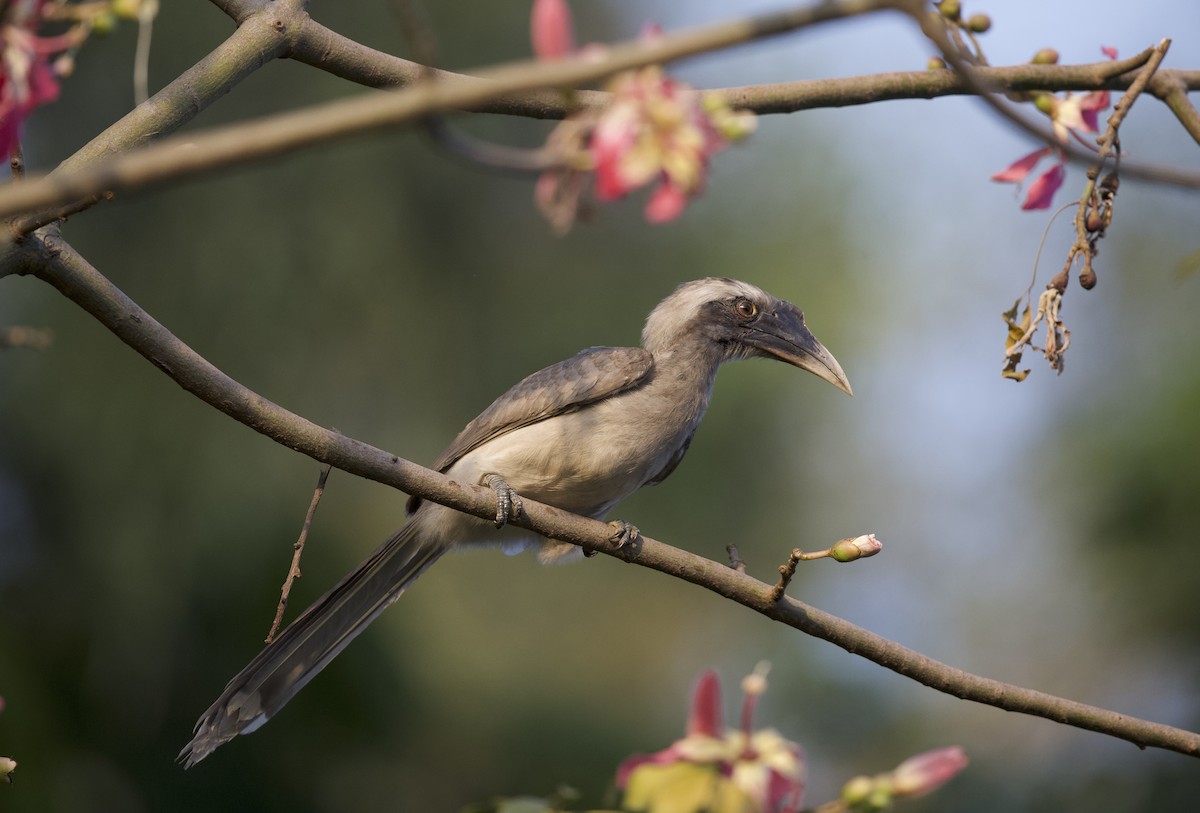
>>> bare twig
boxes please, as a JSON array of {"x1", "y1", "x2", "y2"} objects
[{"x1": 265, "y1": 465, "x2": 332, "y2": 643}]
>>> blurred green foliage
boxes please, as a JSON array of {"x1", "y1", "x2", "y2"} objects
[{"x1": 2, "y1": 2, "x2": 1200, "y2": 813}]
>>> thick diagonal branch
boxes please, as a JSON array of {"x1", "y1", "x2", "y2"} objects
[{"x1": 14, "y1": 227, "x2": 1200, "y2": 761}]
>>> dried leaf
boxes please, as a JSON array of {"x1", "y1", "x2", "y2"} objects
[{"x1": 1002, "y1": 299, "x2": 1032, "y2": 351}]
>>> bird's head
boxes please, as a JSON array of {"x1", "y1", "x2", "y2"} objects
[{"x1": 642, "y1": 278, "x2": 852, "y2": 395}]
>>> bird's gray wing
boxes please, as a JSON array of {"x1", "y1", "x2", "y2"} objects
[
  {"x1": 644, "y1": 432, "x2": 694, "y2": 486},
  {"x1": 406, "y1": 346, "x2": 654, "y2": 514}
]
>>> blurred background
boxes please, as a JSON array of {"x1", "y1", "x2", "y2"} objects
[{"x1": 2, "y1": 1, "x2": 1199, "y2": 810}]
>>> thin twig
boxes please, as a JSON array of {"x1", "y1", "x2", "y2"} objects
[
  {"x1": 265, "y1": 465, "x2": 331, "y2": 643},
  {"x1": 1065, "y1": 39, "x2": 1169, "y2": 293}
]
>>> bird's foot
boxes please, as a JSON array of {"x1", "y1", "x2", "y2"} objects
[
  {"x1": 608, "y1": 520, "x2": 639, "y2": 548},
  {"x1": 581, "y1": 521, "x2": 638, "y2": 558},
  {"x1": 482, "y1": 474, "x2": 523, "y2": 528}
]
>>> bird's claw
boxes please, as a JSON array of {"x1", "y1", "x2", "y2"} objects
[
  {"x1": 582, "y1": 521, "x2": 638, "y2": 558},
  {"x1": 608, "y1": 520, "x2": 639, "y2": 549},
  {"x1": 482, "y1": 474, "x2": 523, "y2": 528}
]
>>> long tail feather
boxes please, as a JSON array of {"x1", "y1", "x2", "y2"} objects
[{"x1": 179, "y1": 521, "x2": 444, "y2": 767}]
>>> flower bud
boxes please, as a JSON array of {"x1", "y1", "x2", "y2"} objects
[
  {"x1": 937, "y1": 0, "x2": 961, "y2": 22},
  {"x1": 841, "y1": 775, "x2": 875, "y2": 805},
  {"x1": 0, "y1": 757, "x2": 15, "y2": 783},
  {"x1": 1085, "y1": 210, "x2": 1104, "y2": 232},
  {"x1": 1049, "y1": 269, "x2": 1069, "y2": 292},
  {"x1": 927, "y1": 56, "x2": 948, "y2": 70},
  {"x1": 1032, "y1": 48, "x2": 1060, "y2": 65},
  {"x1": 891, "y1": 746, "x2": 968, "y2": 798},
  {"x1": 966, "y1": 13, "x2": 992, "y2": 33},
  {"x1": 1032, "y1": 93, "x2": 1055, "y2": 115},
  {"x1": 829, "y1": 534, "x2": 883, "y2": 563}
]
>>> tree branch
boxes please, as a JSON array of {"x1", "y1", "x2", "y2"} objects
[
  {"x1": 4, "y1": 0, "x2": 1198, "y2": 231},
  {"x1": 0, "y1": 0, "x2": 899, "y2": 223},
  {"x1": 291, "y1": 14, "x2": 1200, "y2": 116},
  {"x1": 15, "y1": 226, "x2": 1200, "y2": 760},
  {"x1": 7, "y1": 6, "x2": 294, "y2": 234},
  {"x1": 901, "y1": 3, "x2": 1197, "y2": 185}
]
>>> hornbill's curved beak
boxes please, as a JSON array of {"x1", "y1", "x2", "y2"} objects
[{"x1": 743, "y1": 300, "x2": 853, "y2": 396}]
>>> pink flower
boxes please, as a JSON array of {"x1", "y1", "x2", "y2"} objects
[
  {"x1": 530, "y1": 5, "x2": 756, "y2": 232},
  {"x1": 616, "y1": 668, "x2": 806, "y2": 813},
  {"x1": 0, "y1": 0, "x2": 74, "y2": 158},
  {"x1": 991, "y1": 47, "x2": 1117, "y2": 210}
]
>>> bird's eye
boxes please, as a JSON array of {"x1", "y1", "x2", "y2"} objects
[{"x1": 733, "y1": 298, "x2": 758, "y2": 319}]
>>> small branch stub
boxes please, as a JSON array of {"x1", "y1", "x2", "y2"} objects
[{"x1": 727, "y1": 544, "x2": 746, "y2": 573}]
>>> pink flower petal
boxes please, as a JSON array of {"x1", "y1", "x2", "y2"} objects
[
  {"x1": 991, "y1": 147, "x2": 1053, "y2": 183},
  {"x1": 1101, "y1": 45, "x2": 1119, "y2": 60},
  {"x1": 687, "y1": 670, "x2": 722, "y2": 738},
  {"x1": 1077, "y1": 90, "x2": 1111, "y2": 132},
  {"x1": 530, "y1": 0, "x2": 575, "y2": 60},
  {"x1": 1022, "y1": 162, "x2": 1065, "y2": 210},
  {"x1": 766, "y1": 766, "x2": 806, "y2": 813},
  {"x1": 645, "y1": 179, "x2": 689, "y2": 223}
]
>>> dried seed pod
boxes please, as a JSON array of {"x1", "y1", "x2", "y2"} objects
[{"x1": 1079, "y1": 262, "x2": 1097, "y2": 290}]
